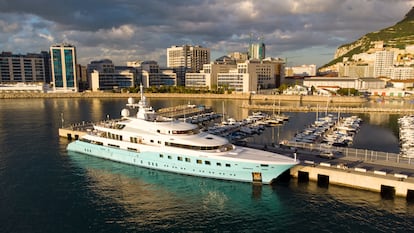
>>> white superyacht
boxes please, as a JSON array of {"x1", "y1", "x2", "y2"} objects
[{"x1": 67, "y1": 85, "x2": 298, "y2": 184}]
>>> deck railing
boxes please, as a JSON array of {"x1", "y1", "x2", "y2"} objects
[{"x1": 282, "y1": 141, "x2": 414, "y2": 166}]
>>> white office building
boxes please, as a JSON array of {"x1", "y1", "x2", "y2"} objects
[
  {"x1": 285, "y1": 64, "x2": 317, "y2": 77},
  {"x1": 167, "y1": 45, "x2": 210, "y2": 85},
  {"x1": 87, "y1": 59, "x2": 136, "y2": 91},
  {"x1": 186, "y1": 58, "x2": 283, "y2": 93}
]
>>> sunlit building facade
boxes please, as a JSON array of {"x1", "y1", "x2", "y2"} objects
[
  {"x1": 167, "y1": 45, "x2": 210, "y2": 85},
  {"x1": 0, "y1": 52, "x2": 46, "y2": 83},
  {"x1": 50, "y1": 43, "x2": 78, "y2": 92}
]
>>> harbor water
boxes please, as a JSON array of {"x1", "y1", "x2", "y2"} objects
[{"x1": 0, "y1": 97, "x2": 413, "y2": 232}]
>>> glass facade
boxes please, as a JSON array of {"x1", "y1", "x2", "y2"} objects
[
  {"x1": 51, "y1": 44, "x2": 77, "y2": 91},
  {"x1": 52, "y1": 49, "x2": 63, "y2": 87},
  {"x1": 64, "y1": 49, "x2": 74, "y2": 87}
]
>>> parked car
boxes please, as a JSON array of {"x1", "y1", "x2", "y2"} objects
[{"x1": 319, "y1": 150, "x2": 335, "y2": 159}]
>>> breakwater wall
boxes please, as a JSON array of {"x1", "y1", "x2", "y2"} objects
[
  {"x1": 243, "y1": 103, "x2": 414, "y2": 114},
  {"x1": 0, "y1": 92, "x2": 369, "y2": 103}
]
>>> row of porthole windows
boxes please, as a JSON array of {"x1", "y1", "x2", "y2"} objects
[
  {"x1": 159, "y1": 154, "x2": 231, "y2": 167},
  {"x1": 141, "y1": 160, "x2": 158, "y2": 167},
  {"x1": 137, "y1": 159, "x2": 237, "y2": 177}
]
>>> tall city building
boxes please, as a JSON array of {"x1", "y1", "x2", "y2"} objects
[
  {"x1": 374, "y1": 50, "x2": 394, "y2": 77},
  {"x1": 186, "y1": 57, "x2": 284, "y2": 93},
  {"x1": 50, "y1": 43, "x2": 78, "y2": 92},
  {"x1": 0, "y1": 52, "x2": 46, "y2": 82},
  {"x1": 249, "y1": 42, "x2": 265, "y2": 60},
  {"x1": 167, "y1": 45, "x2": 210, "y2": 85}
]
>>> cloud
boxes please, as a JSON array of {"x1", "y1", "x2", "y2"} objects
[{"x1": 0, "y1": 0, "x2": 413, "y2": 66}]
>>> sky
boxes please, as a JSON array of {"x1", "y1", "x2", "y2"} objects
[{"x1": 0, "y1": 0, "x2": 413, "y2": 68}]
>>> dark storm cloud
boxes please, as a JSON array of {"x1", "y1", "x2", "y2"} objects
[{"x1": 0, "y1": 0, "x2": 412, "y2": 66}]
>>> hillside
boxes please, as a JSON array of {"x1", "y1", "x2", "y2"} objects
[{"x1": 320, "y1": 7, "x2": 414, "y2": 70}]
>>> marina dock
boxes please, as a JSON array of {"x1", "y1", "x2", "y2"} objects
[
  {"x1": 59, "y1": 103, "x2": 414, "y2": 201},
  {"x1": 249, "y1": 142, "x2": 414, "y2": 200},
  {"x1": 290, "y1": 163, "x2": 414, "y2": 199}
]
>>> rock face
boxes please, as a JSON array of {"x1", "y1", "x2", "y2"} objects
[
  {"x1": 334, "y1": 40, "x2": 364, "y2": 59},
  {"x1": 322, "y1": 7, "x2": 414, "y2": 69}
]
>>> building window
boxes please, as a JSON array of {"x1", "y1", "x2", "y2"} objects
[
  {"x1": 205, "y1": 161, "x2": 211, "y2": 165},
  {"x1": 197, "y1": 159, "x2": 202, "y2": 164},
  {"x1": 178, "y1": 156, "x2": 183, "y2": 161},
  {"x1": 185, "y1": 158, "x2": 191, "y2": 162},
  {"x1": 226, "y1": 164, "x2": 231, "y2": 167},
  {"x1": 159, "y1": 154, "x2": 164, "y2": 158},
  {"x1": 216, "y1": 162, "x2": 221, "y2": 166}
]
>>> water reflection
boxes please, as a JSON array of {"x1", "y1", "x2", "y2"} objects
[
  {"x1": 67, "y1": 151, "x2": 285, "y2": 229},
  {"x1": 67, "y1": 148, "x2": 414, "y2": 232}
]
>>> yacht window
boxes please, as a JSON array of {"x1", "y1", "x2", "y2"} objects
[
  {"x1": 177, "y1": 156, "x2": 183, "y2": 161},
  {"x1": 159, "y1": 154, "x2": 164, "y2": 158},
  {"x1": 216, "y1": 162, "x2": 221, "y2": 166},
  {"x1": 115, "y1": 124, "x2": 125, "y2": 129},
  {"x1": 165, "y1": 141, "x2": 224, "y2": 151},
  {"x1": 205, "y1": 161, "x2": 211, "y2": 165},
  {"x1": 226, "y1": 164, "x2": 231, "y2": 167},
  {"x1": 171, "y1": 128, "x2": 200, "y2": 135},
  {"x1": 168, "y1": 155, "x2": 172, "y2": 159},
  {"x1": 196, "y1": 159, "x2": 202, "y2": 164},
  {"x1": 185, "y1": 158, "x2": 191, "y2": 162}
]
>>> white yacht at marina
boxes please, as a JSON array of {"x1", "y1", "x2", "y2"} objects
[
  {"x1": 399, "y1": 115, "x2": 414, "y2": 158},
  {"x1": 66, "y1": 85, "x2": 299, "y2": 184}
]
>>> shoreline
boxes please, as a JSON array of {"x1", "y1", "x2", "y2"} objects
[
  {"x1": 0, "y1": 92, "x2": 368, "y2": 103},
  {"x1": 0, "y1": 91, "x2": 409, "y2": 103}
]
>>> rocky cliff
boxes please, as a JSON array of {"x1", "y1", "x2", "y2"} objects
[{"x1": 321, "y1": 7, "x2": 414, "y2": 70}]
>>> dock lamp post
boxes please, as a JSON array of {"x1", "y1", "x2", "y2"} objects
[{"x1": 61, "y1": 113, "x2": 64, "y2": 128}]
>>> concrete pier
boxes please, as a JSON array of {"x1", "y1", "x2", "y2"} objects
[
  {"x1": 58, "y1": 128, "x2": 88, "y2": 140},
  {"x1": 290, "y1": 164, "x2": 414, "y2": 198}
]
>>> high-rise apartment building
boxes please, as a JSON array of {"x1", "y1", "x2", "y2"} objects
[
  {"x1": 50, "y1": 43, "x2": 78, "y2": 92},
  {"x1": 167, "y1": 45, "x2": 210, "y2": 85},
  {"x1": 0, "y1": 52, "x2": 46, "y2": 82},
  {"x1": 374, "y1": 50, "x2": 394, "y2": 77}
]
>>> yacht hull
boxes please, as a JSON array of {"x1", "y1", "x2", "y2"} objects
[{"x1": 67, "y1": 140, "x2": 295, "y2": 184}]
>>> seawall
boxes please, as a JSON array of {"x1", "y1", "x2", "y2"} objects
[{"x1": 0, "y1": 92, "x2": 369, "y2": 103}]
